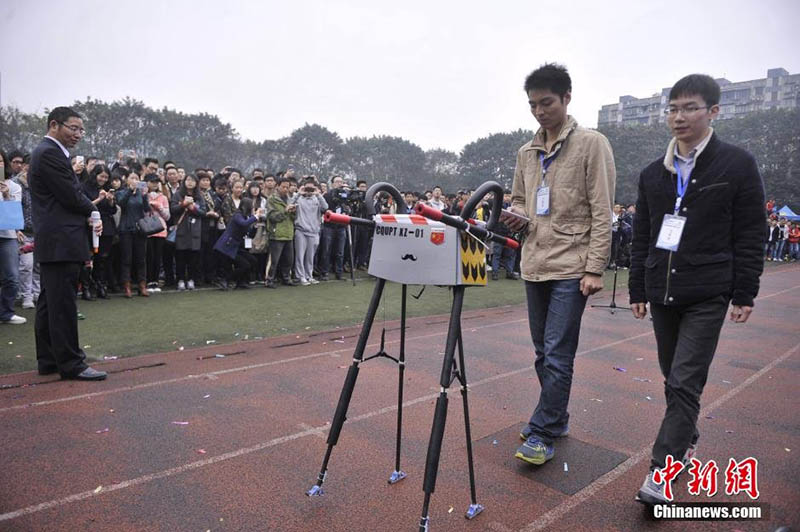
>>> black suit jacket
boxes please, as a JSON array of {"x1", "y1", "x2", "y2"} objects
[
  {"x1": 629, "y1": 134, "x2": 765, "y2": 308},
  {"x1": 29, "y1": 137, "x2": 96, "y2": 263}
]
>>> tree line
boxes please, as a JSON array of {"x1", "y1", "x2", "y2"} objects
[{"x1": 2, "y1": 98, "x2": 797, "y2": 207}]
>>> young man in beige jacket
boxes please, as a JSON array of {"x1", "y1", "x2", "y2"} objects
[{"x1": 506, "y1": 63, "x2": 616, "y2": 465}]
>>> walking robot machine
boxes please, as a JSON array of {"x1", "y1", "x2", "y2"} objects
[{"x1": 306, "y1": 181, "x2": 519, "y2": 531}]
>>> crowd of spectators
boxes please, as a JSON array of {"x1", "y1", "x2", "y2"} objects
[
  {"x1": 0, "y1": 149, "x2": 525, "y2": 318},
  {"x1": 4, "y1": 147, "x2": 794, "y2": 323}
]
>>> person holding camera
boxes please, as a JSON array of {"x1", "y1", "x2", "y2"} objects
[
  {"x1": 319, "y1": 175, "x2": 349, "y2": 281},
  {"x1": 265, "y1": 177, "x2": 297, "y2": 288},
  {"x1": 145, "y1": 174, "x2": 169, "y2": 292},
  {"x1": 351, "y1": 180, "x2": 372, "y2": 270},
  {"x1": 80, "y1": 164, "x2": 116, "y2": 299},
  {"x1": 170, "y1": 174, "x2": 206, "y2": 291},
  {"x1": 292, "y1": 178, "x2": 328, "y2": 285},
  {"x1": 213, "y1": 198, "x2": 263, "y2": 289},
  {"x1": 115, "y1": 162, "x2": 151, "y2": 298}
]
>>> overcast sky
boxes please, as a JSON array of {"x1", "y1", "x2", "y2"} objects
[{"x1": 1, "y1": 0, "x2": 798, "y2": 153}]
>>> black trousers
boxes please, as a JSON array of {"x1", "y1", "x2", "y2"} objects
[
  {"x1": 35, "y1": 262, "x2": 88, "y2": 377},
  {"x1": 162, "y1": 239, "x2": 176, "y2": 286},
  {"x1": 649, "y1": 294, "x2": 729, "y2": 470},
  {"x1": 175, "y1": 249, "x2": 200, "y2": 282},
  {"x1": 119, "y1": 232, "x2": 147, "y2": 283},
  {"x1": 217, "y1": 249, "x2": 256, "y2": 284},
  {"x1": 267, "y1": 240, "x2": 294, "y2": 282},
  {"x1": 147, "y1": 237, "x2": 165, "y2": 284}
]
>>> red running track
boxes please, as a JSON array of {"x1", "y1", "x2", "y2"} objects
[{"x1": 1, "y1": 265, "x2": 798, "y2": 531}]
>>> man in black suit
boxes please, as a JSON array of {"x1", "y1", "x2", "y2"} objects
[{"x1": 29, "y1": 107, "x2": 107, "y2": 380}]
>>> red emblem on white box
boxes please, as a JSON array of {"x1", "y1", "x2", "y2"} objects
[{"x1": 430, "y1": 229, "x2": 445, "y2": 245}]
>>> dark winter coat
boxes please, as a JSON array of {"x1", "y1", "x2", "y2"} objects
[
  {"x1": 629, "y1": 133, "x2": 765, "y2": 307},
  {"x1": 170, "y1": 190, "x2": 207, "y2": 251}
]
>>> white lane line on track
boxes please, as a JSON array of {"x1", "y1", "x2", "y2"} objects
[
  {"x1": 0, "y1": 319, "x2": 530, "y2": 413},
  {"x1": 298, "y1": 423, "x2": 328, "y2": 440},
  {"x1": 0, "y1": 329, "x2": 655, "y2": 523},
  {"x1": 2, "y1": 282, "x2": 796, "y2": 414},
  {"x1": 0, "y1": 284, "x2": 796, "y2": 523},
  {"x1": 517, "y1": 339, "x2": 800, "y2": 532}
]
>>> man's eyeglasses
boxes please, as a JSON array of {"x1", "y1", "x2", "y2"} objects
[
  {"x1": 59, "y1": 122, "x2": 86, "y2": 134},
  {"x1": 663, "y1": 105, "x2": 709, "y2": 116}
]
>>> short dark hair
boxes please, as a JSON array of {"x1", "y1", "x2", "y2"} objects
[
  {"x1": 213, "y1": 175, "x2": 228, "y2": 188},
  {"x1": 252, "y1": 168, "x2": 264, "y2": 175},
  {"x1": 128, "y1": 161, "x2": 143, "y2": 175},
  {"x1": 111, "y1": 166, "x2": 129, "y2": 181},
  {"x1": 143, "y1": 157, "x2": 159, "y2": 167},
  {"x1": 669, "y1": 74, "x2": 721, "y2": 107},
  {"x1": 163, "y1": 160, "x2": 176, "y2": 169},
  {"x1": 356, "y1": 180, "x2": 367, "y2": 187},
  {"x1": 524, "y1": 63, "x2": 572, "y2": 99},
  {"x1": 46, "y1": 106, "x2": 82, "y2": 128},
  {"x1": 8, "y1": 150, "x2": 24, "y2": 162},
  {"x1": 238, "y1": 197, "x2": 253, "y2": 217}
]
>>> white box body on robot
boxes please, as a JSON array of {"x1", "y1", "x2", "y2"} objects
[{"x1": 368, "y1": 214, "x2": 487, "y2": 286}]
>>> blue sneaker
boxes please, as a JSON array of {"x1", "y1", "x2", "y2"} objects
[
  {"x1": 520, "y1": 424, "x2": 569, "y2": 441},
  {"x1": 515, "y1": 436, "x2": 554, "y2": 465}
]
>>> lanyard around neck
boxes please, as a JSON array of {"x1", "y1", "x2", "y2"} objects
[
  {"x1": 672, "y1": 161, "x2": 692, "y2": 215},
  {"x1": 539, "y1": 151, "x2": 559, "y2": 186}
]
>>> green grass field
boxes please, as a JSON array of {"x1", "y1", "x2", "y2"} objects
[{"x1": 0, "y1": 270, "x2": 630, "y2": 375}]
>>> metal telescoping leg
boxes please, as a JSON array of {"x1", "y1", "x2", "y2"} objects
[
  {"x1": 455, "y1": 332, "x2": 484, "y2": 519},
  {"x1": 306, "y1": 278, "x2": 387, "y2": 496},
  {"x1": 418, "y1": 287, "x2": 465, "y2": 531},
  {"x1": 389, "y1": 284, "x2": 408, "y2": 485}
]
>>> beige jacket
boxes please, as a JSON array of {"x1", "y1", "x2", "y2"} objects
[{"x1": 511, "y1": 116, "x2": 616, "y2": 281}]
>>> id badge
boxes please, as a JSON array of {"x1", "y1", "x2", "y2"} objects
[
  {"x1": 655, "y1": 214, "x2": 687, "y2": 252},
  {"x1": 536, "y1": 186, "x2": 550, "y2": 216},
  {"x1": 244, "y1": 237, "x2": 253, "y2": 249}
]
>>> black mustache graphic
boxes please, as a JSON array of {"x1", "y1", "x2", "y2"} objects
[{"x1": 401, "y1": 254, "x2": 417, "y2": 261}]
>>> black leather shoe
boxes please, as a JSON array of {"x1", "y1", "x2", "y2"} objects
[{"x1": 63, "y1": 367, "x2": 107, "y2": 381}]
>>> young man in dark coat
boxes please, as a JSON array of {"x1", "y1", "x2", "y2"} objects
[
  {"x1": 29, "y1": 107, "x2": 107, "y2": 380},
  {"x1": 628, "y1": 74, "x2": 765, "y2": 504}
]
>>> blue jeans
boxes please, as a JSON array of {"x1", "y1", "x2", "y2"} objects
[
  {"x1": 772, "y1": 239, "x2": 786, "y2": 260},
  {"x1": 789, "y1": 242, "x2": 800, "y2": 260},
  {"x1": 320, "y1": 225, "x2": 346, "y2": 274},
  {"x1": 0, "y1": 237, "x2": 20, "y2": 320},
  {"x1": 492, "y1": 241, "x2": 516, "y2": 273},
  {"x1": 524, "y1": 279, "x2": 588, "y2": 445}
]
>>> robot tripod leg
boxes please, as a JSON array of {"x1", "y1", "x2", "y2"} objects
[
  {"x1": 418, "y1": 286, "x2": 466, "y2": 531},
  {"x1": 389, "y1": 284, "x2": 409, "y2": 485},
  {"x1": 306, "y1": 278, "x2": 387, "y2": 496}
]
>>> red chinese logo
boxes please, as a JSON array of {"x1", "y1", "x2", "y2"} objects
[
  {"x1": 687, "y1": 458, "x2": 719, "y2": 497},
  {"x1": 653, "y1": 455, "x2": 685, "y2": 501},
  {"x1": 430, "y1": 229, "x2": 445, "y2": 245},
  {"x1": 724, "y1": 457, "x2": 760, "y2": 499}
]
